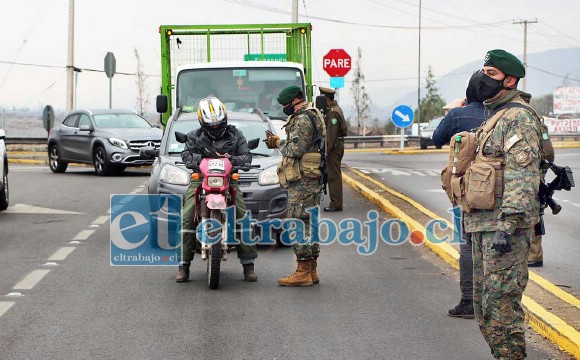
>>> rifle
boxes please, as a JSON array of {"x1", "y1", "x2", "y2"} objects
[
  {"x1": 303, "y1": 109, "x2": 328, "y2": 195},
  {"x1": 535, "y1": 160, "x2": 575, "y2": 235}
]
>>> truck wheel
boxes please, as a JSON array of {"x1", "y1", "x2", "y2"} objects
[
  {"x1": 49, "y1": 145, "x2": 68, "y2": 173},
  {"x1": 93, "y1": 146, "x2": 112, "y2": 176},
  {"x1": 0, "y1": 164, "x2": 8, "y2": 211}
]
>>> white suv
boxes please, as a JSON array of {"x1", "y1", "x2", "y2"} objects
[{"x1": 0, "y1": 129, "x2": 8, "y2": 211}]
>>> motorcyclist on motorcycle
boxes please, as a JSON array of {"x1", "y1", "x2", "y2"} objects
[{"x1": 177, "y1": 97, "x2": 257, "y2": 283}]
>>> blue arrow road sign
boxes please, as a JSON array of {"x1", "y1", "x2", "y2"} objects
[{"x1": 391, "y1": 105, "x2": 414, "y2": 128}]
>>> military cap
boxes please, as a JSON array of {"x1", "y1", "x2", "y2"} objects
[
  {"x1": 319, "y1": 86, "x2": 336, "y2": 96},
  {"x1": 484, "y1": 49, "x2": 525, "y2": 78},
  {"x1": 277, "y1": 85, "x2": 302, "y2": 105}
]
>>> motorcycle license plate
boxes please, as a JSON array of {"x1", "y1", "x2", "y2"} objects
[{"x1": 208, "y1": 159, "x2": 225, "y2": 171}]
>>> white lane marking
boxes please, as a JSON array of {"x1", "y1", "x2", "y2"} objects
[
  {"x1": 73, "y1": 229, "x2": 95, "y2": 241},
  {"x1": 0, "y1": 302, "x2": 15, "y2": 317},
  {"x1": 43, "y1": 262, "x2": 59, "y2": 267},
  {"x1": 6, "y1": 292, "x2": 23, "y2": 297},
  {"x1": 13, "y1": 270, "x2": 51, "y2": 290},
  {"x1": 3, "y1": 204, "x2": 83, "y2": 215},
  {"x1": 68, "y1": 241, "x2": 81, "y2": 245},
  {"x1": 570, "y1": 203, "x2": 580, "y2": 208},
  {"x1": 93, "y1": 216, "x2": 109, "y2": 225},
  {"x1": 48, "y1": 247, "x2": 76, "y2": 261},
  {"x1": 426, "y1": 189, "x2": 446, "y2": 193}
]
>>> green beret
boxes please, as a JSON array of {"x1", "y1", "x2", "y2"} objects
[
  {"x1": 277, "y1": 86, "x2": 302, "y2": 105},
  {"x1": 484, "y1": 49, "x2": 525, "y2": 78}
]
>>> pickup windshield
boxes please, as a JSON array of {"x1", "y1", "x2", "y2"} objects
[{"x1": 176, "y1": 67, "x2": 304, "y2": 119}]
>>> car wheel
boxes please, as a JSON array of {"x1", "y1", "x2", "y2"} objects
[
  {"x1": 420, "y1": 141, "x2": 427, "y2": 150},
  {"x1": 0, "y1": 163, "x2": 8, "y2": 211},
  {"x1": 93, "y1": 146, "x2": 112, "y2": 176},
  {"x1": 435, "y1": 145, "x2": 443, "y2": 149},
  {"x1": 48, "y1": 145, "x2": 68, "y2": 173}
]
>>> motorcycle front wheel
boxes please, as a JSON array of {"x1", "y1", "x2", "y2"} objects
[{"x1": 207, "y1": 209, "x2": 222, "y2": 289}]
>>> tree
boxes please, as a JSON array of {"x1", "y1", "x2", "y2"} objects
[
  {"x1": 530, "y1": 93, "x2": 554, "y2": 117},
  {"x1": 350, "y1": 47, "x2": 372, "y2": 135},
  {"x1": 415, "y1": 66, "x2": 446, "y2": 123},
  {"x1": 134, "y1": 48, "x2": 149, "y2": 116}
]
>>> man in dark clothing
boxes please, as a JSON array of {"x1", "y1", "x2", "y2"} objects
[
  {"x1": 177, "y1": 97, "x2": 257, "y2": 283},
  {"x1": 434, "y1": 72, "x2": 486, "y2": 318},
  {"x1": 432, "y1": 74, "x2": 486, "y2": 148}
]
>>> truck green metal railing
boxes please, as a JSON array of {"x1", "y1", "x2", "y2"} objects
[{"x1": 158, "y1": 23, "x2": 312, "y2": 126}]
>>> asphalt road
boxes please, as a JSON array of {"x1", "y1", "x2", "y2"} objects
[
  {"x1": 344, "y1": 148, "x2": 580, "y2": 293},
  {"x1": 0, "y1": 165, "x2": 560, "y2": 359}
]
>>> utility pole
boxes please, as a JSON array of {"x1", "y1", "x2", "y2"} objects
[
  {"x1": 513, "y1": 18, "x2": 537, "y2": 92},
  {"x1": 66, "y1": 0, "x2": 75, "y2": 110},
  {"x1": 417, "y1": 0, "x2": 422, "y2": 138},
  {"x1": 292, "y1": 0, "x2": 298, "y2": 22}
]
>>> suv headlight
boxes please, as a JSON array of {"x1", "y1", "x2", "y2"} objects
[
  {"x1": 109, "y1": 137, "x2": 128, "y2": 149},
  {"x1": 160, "y1": 164, "x2": 190, "y2": 185},
  {"x1": 258, "y1": 166, "x2": 279, "y2": 185}
]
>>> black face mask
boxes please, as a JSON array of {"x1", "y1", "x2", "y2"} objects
[
  {"x1": 473, "y1": 71, "x2": 506, "y2": 100},
  {"x1": 283, "y1": 104, "x2": 295, "y2": 116}
]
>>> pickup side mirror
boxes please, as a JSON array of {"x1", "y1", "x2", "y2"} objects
[
  {"x1": 79, "y1": 124, "x2": 92, "y2": 132},
  {"x1": 157, "y1": 95, "x2": 168, "y2": 114},
  {"x1": 175, "y1": 131, "x2": 188, "y2": 144},
  {"x1": 139, "y1": 146, "x2": 160, "y2": 159},
  {"x1": 247, "y1": 138, "x2": 259, "y2": 150}
]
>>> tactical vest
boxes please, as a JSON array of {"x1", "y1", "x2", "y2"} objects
[{"x1": 277, "y1": 105, "x2": 326, "y2": 186}]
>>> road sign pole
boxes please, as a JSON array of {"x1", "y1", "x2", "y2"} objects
[
  {"x1": 109, "y1": 78, "x2": 112, "y2": 109},
  {"x1": 400, "y1": 127, "x2": 405, "y2": 150}
]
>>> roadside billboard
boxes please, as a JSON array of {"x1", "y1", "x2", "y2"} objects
[
  {"x1": 553, "y1": 87, "x2": 580, "y2": 115},
  {"x1": 544, "y1": 117, "x2": 580, "y2": 134}
]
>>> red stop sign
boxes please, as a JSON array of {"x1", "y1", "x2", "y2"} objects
[{"x1": 322, "y1": 49, "x2": 352, "y2": 77}]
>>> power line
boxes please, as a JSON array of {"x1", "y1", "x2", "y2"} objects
[
  {"x1": 221, "y1": 0, "x2": 512, "y2": 30},
  {"x1": 527, "y1": 65, "x2": 580, "y2": 83},
  {"x1": 0, "y1": 60, "x2": 160, "y2": 77}
]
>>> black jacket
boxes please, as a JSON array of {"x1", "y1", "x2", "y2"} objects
[{"x1": 181, "y1": 125, "x2": 252, "y2": 169}]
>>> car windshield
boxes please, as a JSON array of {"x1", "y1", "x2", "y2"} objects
[
  {"x1": 166, "y1": 119, "x2": 277, "y2": 157},
  {"x1": 176, "y1": 67, "x2": 304, "y2": 119},
  {"x1": 93, "y1": 114, "x2": 152, "y2": 128},
  {"x1": 426, "y1": 117, "x2": 443, "y2": 130}
]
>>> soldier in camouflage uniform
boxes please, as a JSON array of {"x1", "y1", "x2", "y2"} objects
[
  {"x1": 264, "y1": 85, "x2": 326, "y2": 287},
  {"x1": 464, "y1": 50, "x2": 542, "y2": 359}
]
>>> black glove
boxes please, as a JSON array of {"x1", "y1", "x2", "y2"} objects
[{"x1": 491, "y1": 230, "x2": 512, "y2": 253}]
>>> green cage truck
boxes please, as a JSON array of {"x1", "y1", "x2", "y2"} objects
[{"x1": 156, "y1": 23, "x2": 313, "y2": 126}]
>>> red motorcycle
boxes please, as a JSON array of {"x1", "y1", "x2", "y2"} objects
[{"x1": 176, "y1": 132, "x2": 259, "y2": 289}]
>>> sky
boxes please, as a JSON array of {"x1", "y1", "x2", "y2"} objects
[{"x1": 1, "y1": 0, "x2": 579, "y2": 114}]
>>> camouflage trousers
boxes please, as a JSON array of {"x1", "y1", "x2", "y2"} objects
[
  {"x1": 472, "y1": 229, "x2": 531, "y2": 360},
  {"x1": 287, "y1": 177, "x2": 322, "y2": 260}
]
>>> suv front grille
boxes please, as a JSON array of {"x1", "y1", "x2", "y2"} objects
[{"x1": 129, "y1": 140, "x2": 161, "y2": 151}]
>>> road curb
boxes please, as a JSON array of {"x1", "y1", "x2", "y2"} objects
[
  {"x1": 350, "y1": 168, "x2": 580, "y2": 310},
  {"x1": 343, "y1": 170, "x2": 580, "y2": 358}
]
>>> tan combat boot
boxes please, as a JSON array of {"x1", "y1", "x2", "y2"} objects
[
  {"x1": 175, "y1": 264, "x2": 190, "y2": 282},
  {"x1": 311, "y1": 258, "x2": 319, "y2": 284},
  {"x1": 277, "y1": 260, "x2": 313, "y2": 286}
]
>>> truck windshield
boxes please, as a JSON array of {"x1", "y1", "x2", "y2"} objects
[{"x1": 177, "y1": 67, "x2": 304, "y2": 119}]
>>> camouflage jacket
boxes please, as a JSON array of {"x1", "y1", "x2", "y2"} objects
[
  {"x1": 463, "y1": 90, "x2": 542, "y2": 234},
  {"x1": 279, "y1": 103, "x2": 326, "y2": 159}
]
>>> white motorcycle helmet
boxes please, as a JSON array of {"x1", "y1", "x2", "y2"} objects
[{"x1": 197, "y1": 97, "x2": 228, "y2": 139}]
